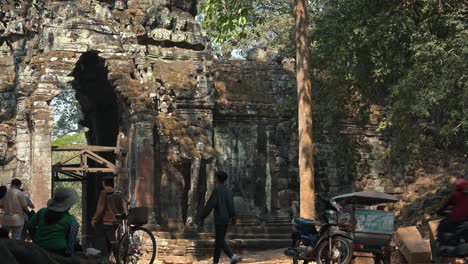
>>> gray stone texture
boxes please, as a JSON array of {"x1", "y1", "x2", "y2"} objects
[{"x1": 0, "y1": 0, "x2": 398, "y2": 240}]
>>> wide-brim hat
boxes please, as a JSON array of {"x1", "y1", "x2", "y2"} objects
[
  {"x1": 47, "y1": 187, "x2": 79, "y2": 212},
  {"x1": 0, "y1": 186, "x2": 6, "y2": 200}
]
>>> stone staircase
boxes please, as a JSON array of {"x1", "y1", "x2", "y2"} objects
[{"x1": 154, "y1": 215, "x2": 293, "y2": 258}]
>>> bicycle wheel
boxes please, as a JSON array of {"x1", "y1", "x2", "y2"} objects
[
  {"x1": 116, "y1": 233, "x2": 129, "y2": 264},
  {"x1": 117, "y1": 226, "x2": 156, "y2": 264}
]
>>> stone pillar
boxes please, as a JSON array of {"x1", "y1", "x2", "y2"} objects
[
  {"x1": 30, "y1": 108, "x2": 53, "y2": 209},
  {"x1": 203, "y1": 157, "x2": 216, "y2": 225},
  {"x1": 30, "y1": 79, "x2": 59, "y2": 208},
  {"x1": 205, "y1": 158, "x2": 216, "y2": 202},
  {"x1": 186, "y1": 157, "x2": 200, "y2": 226},
  {"x1": 131, "y1": 112, "x2": 156, "y2": 223}
]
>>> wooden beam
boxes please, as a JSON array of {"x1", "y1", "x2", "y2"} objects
[
  {"x1": 54, "y1": 164, "x2": 82, "y2": 167},
  {"x1": 52, "y1": 145, "x2": 117, "y2": 152},
  {"x1": 57, "y1": 150, "x2": 85, "y2": 166},
  {"x1": 53, "y1": 178, "x2": 83, "y2": 182},
  {"x1": 59, "y1": 171, "x2": 84, "y2": 180},
  {"x1": 85, "y1": 150, "x2": 116, "y2": 169},
  {"x1": 52, "y1": 145, "x2": 117, "y2": 175},
  {"x1": 57, "y1": 167, "x2": 116, "y2": 173}
]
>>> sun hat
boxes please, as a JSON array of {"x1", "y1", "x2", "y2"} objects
[
  {"x1": 47, "y1": 187, "x2": 79, "y2": 212},
  {"x1": 0, "y1": 185, "x2": 6, "y2": 200}
]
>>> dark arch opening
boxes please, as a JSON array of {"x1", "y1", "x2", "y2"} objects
[
  {"x1": 72, "y1": 51, "x2": 120, "y2": 252},
  {"x1": 73, "y1": 51, "x2": 119, "y2": 150}
]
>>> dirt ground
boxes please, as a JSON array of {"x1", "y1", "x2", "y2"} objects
[
  {"x1": 155, "y1": 248, "x2": 294, "y2": 264},
  {"x1": 193, "y1": 251, "x2": 396, "y2": 264},
  {"x1": 195, "y1": 248, "x2": 292, "y2": 263},
  {"x1": 158, "y1": 248, "x2": 467, "y2": 264}
]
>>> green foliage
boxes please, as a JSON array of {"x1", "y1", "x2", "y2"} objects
[
  {"x1": 312, "y1": 0, "x2": 467, "y2": 170},
  {"x1": 52, "y1": 132, "x2": 87, "y2": 148},
  {"x1": 51, "y1": 85, "x2": 81, "y2": 139},
  {"x1": 52, "y1": 132, "x2": 87, "y2": 233},
  {"x1": 200, "y1": 0, "x2": 294, "y2": 58},
  {"x1": 201, "y1": 0, "x2": 467, "y2": 172},
  {"x1": 200, "y1": 0, "x2": 261, "y2": 43}
]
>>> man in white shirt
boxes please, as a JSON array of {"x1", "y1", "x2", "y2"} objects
[{"x1": 0, "y1": 179, "x2": 28, "y2": 240}]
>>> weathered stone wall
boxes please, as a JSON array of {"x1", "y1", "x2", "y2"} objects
[
  {"x1": 0, "y1": 0, "x2": 213, "y2": 230},
  {"x1": 314, "y1": 119, "x2": 395, "y2": 197},
  {"x1": 0, "y1": 0, "x2": 400, "y2": 242},
  {"x1": 213, "y1": 60, "x2": 296, "y2": 216}
]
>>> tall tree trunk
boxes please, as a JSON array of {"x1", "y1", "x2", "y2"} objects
[{"x1": 295, "y1": 0, "x2": 315, "y2": 219}]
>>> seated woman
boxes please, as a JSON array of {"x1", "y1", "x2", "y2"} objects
[{"x1": 27, "y1": 187, "x2": 80, "y2": 257}]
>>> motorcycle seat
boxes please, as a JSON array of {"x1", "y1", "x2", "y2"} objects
[{"x1": 294, "y1": 217, "x2": 316, "y2": 227}]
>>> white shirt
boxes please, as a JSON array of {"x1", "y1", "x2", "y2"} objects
[{"x1": 0, "y1": 188, "x2": 28, "y2": 226}]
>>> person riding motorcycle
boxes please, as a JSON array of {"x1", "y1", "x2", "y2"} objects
[{"x1": 437, "y1": 178, "x2": 468, "y2": 240}]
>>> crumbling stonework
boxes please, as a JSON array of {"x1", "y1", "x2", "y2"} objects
[
  {"x1": 0, "y1": 0, "x2": 298, "y2": 234},
  {"x1": 0, "y1": 0, "x2": 398, "y2": 245}
]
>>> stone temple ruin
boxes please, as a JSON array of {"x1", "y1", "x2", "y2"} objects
[
  {"x1": 0, "y1": 0, "x2": 396, "y2": 255},
  {"x1": 0, "y1": 0, "x2": 298, "y2": 235}
]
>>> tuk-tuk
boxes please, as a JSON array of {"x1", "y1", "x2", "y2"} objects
[{"x1": 332, "y1": 191, "x2": 399, "y2": 264}]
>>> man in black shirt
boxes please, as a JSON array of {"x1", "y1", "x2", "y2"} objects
[{"x1": 200, "y1": 171, "x2": 241, "y2": 264}]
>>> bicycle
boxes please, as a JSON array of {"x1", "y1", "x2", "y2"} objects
[{"x1": 115, "y1": 207, "x2": 156, "y2": 264}]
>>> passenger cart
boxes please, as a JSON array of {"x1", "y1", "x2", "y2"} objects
[{"x1": 332, "y1": 191, "x2": 399, "y2": 264}]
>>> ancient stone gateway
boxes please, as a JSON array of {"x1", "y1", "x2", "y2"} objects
[
  {"x1": 0, "y1": 0, "x2": 398, "y2": 256},
  {"x1": 0, "y1": 0, "x2": 300, "y2": 242}
]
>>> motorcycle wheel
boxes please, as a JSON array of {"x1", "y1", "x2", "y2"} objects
[
  {"x1": 316, "y1": 237, "x2": 353, "y2": 264},
  {"x1": 293, "y1": 257, "x2": 298, "y2": 264},
  {"x1": 292, "y1": 258, "x2": 309, "y2": 264}
]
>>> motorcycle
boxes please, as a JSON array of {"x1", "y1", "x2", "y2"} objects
[
  {"x1": 436, "y1": 211, "x2": 468, "y2": 260},
  {"x1": 284, "y1": 194, "x2": 353, "y2": 264}
]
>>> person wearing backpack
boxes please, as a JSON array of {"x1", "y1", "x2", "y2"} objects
[
  {"x1": 91, "y1": 177, "x2": 128, "y2": 258},
  {"x1": 27, "y1": 187, "x2": 80, "y2": 257}
]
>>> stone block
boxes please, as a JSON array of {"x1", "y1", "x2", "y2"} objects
[
  {"x1": 171, "y1": 246, "x2": 186, "y2": 256},
  {"x1": 351, "y1": 252, "x2": 374, "y2": 264},
  {"x1": 278, "y1": 190, "x2": 292, "y2": 209},
  {"x1": 175, "y1": 239, "x2": 194, "y2": 247},
  {"x1": 384, "y1": 186, "x2": 404, "y2": 194},
  {"x1": 277, "y1": 178, "x2": 289, "y2": 190},
  {"x1": 395, "y1": 226, "x2": 432, "y2": 264},
  {"x1": 163, "y1": 256, "x2": 192, "y2": 264}
]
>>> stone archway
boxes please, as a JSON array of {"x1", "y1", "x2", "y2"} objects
[
  {"x1": 72, "y1": 51, "x2": 120, "y2": 149},
  {"x1": 71, "y1": 51, "x2": 123, "y2": 248},
  {"x1": 29, "y1": 46, "x2": 156, "y2": 246},
  {"x1": 2, "y1": 0, "x2": 221, "y2": 236}
]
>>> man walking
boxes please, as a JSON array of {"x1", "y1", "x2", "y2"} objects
[
  {"x1": 200, "y1": 171, "x2": 241, "y2": 264},
  {"x1": 91, "y1": 177, "x2": 127, "y2": 258},
  {"x1": 0, "y1": 179, "x2": 28, "y2": 240}
]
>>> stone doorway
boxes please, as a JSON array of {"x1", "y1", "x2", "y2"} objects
[{"x1": 69, "y1": 51, "x2": 124, "y2": 250}]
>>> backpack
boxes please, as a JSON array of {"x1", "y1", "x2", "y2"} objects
[{"x1": 104, "y1": 190, "x2": 128, "y2": 217}]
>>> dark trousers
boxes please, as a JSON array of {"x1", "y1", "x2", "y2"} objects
[
  {"x1": 103, "y1": 224, "x2": 118, "y2": 257},
  {"x1": 213, "y1": 224, "x2": 234, "y2": 263},
  {"x1": 437, "y1": 218, "x2": 459, "y2": 242}
]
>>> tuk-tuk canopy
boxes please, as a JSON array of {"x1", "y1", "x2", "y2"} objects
[{"x1": 331, "y1": 190, "x2": 399, "y2": 205}]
